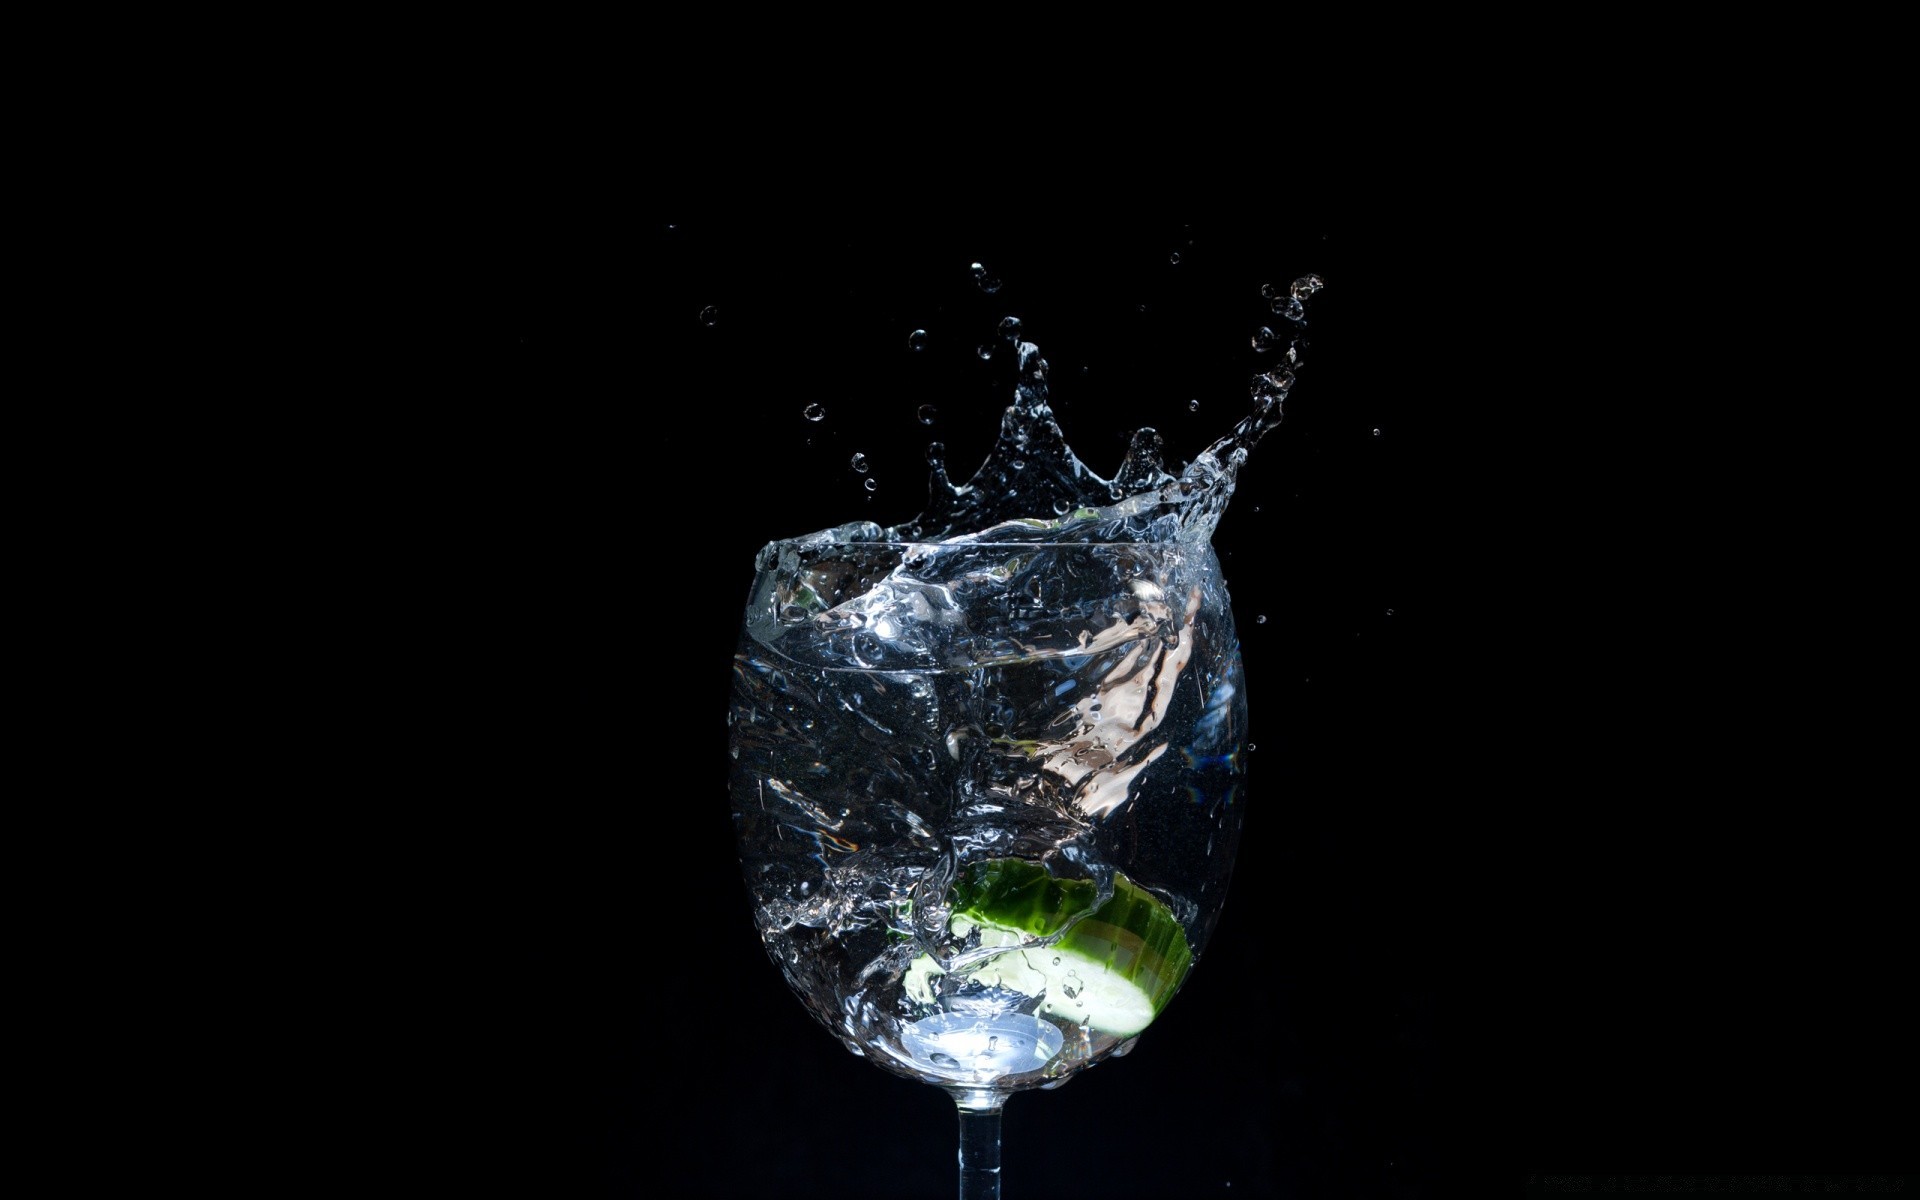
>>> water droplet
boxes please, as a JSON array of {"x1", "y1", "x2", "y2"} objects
[
  {"x1": 931, "y1": 1051, "x2": 959, "y2": 1067},
  {"x1": 1273, "y1": 296, "x2": 1306, "y2": 322},
  {"x1": 1256, "y1": 614, "x2": 1267, "y2": 624},
  {"x1": 975, "y1": 344, "x2": 993, "y2": 360},
  {"x1": 1188, "y1": 398, "x2": 1200, "y2": 412},
  {"x1": 803, "y1": 403, "x2": 826, "y2": 422},
  {"x1": 986, "y1": 1036, "x2": 998, "y2": 1053},
  {"x1": 1285, "y1": 342, "x2": 1299, "y2": 365},
  {"x1": 699, "y1": 305, "x2": 718, "y2": 326},
  {"x1": 851, "y1": 452, "x2": 870, "y2": 473},
  {"x1": 864, "y1": 477, "x2": 877, "y2": 491},
  {"x1": 1137, "y1": 303, "x2": 1147, "y2": 313},
  {"x1": 1010, "y1": 459, "x2": 1025, "y2": 472},
  {"x1": 926, "y1": 441, "x2": 945, "y2": 465},
  {"x1": 1248, "y1": 743, "x2": 1257, "y2": 752},
  {"x1": 971, "y1": 264, "x2": 1002, "y2": 294},
  {"x1": 1252, "y1": 326, "x2": 1277, "y2": 353},
  {"x1": 907, "y1": 329, "x2": 928, "y2": 352},
  {"x1": 1290, "y1": 273, "x2": 1325, "y2": 299},
  {"x1": 1252, "y1": 505, "x2": 1262, "y2": 514},
  {"x1": 1169, "y1": 251, "x2": 1181, "y2": 265},
  {"x1": 1372, "y1": 427, "x2": 1383, "y2": 438},
  {"x1": 1052, "y1": 498, "x2": 1071, "y2": 515},
  {"x1": 1386, "y1": 608, "x2": 1395, "y2": 616},
  {"x1": 1267, "y1": 368, "x2": 1295, "y2": 392},
  {"x1": 1260, "y1": 282, "x2": 1278, "y2": 299},
  {"x1": 998, "y1": 315, "x2": 1022, "y2": 341}
]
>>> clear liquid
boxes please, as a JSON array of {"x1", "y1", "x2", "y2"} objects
[{"x1": 730, "y1": 312, "x2": 1310, "y2": 1093}]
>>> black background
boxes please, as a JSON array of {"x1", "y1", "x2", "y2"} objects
[{"x1": 389, "y1": 211, "x2": 1908, "y2": 1194}]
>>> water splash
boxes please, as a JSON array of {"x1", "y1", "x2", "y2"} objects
[{"x1": 877, "y1": 292, "x2": 1318, "y2": 546}]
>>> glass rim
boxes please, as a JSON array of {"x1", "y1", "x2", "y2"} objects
[{"x1": 761, "y1": 537, "x2": 1206, "y2": 551}]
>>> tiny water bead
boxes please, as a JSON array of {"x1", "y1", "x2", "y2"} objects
[
  {"x1": 1169, "y1": 251, "x2": 1181, "y2": 265},
  {"x1": 865, "y1": 478, "x2": 878, "y2": 491},
  {"x1": 804, "y1": 403, "x2": 826, "y2": 422},
  {"x1": 1256, "y1": 615, "x2": 1267, "y2": 625},
  {"x1": 971, "y1": 263, "x2": 1003, "y2": 294},
  {"x1": 851, "y1": 452, "x2": 870, "y2": 473},
  {"x1": 908, "y1": 329, "x2": 928, "y2": 351},
  {"x1": 1373, "y1": 428, "x2": 1383, "y2": 438},
  {"x1": 918, "y1": 404, "x2": 938, "y2": 425},
  {"x1": 699, "y1": 305, "x2": 719, "y2": 326},
  {"x1": 1251, "y1": 327, "x2": 1278, "y2": 353},
  {"x1": 998, "y1": 315, "x2": 1022, "y2": 341},
  {"x1": 976, "y1": 344, "x2": 993, "y2": 360},
  {"x1": 1290, "y1": 273, "x2": 1325, "y2": 299},
  {"x1": 926, "y1": 441, "x2": 945, "y2": 465},
  {"x1": 1188, "y1": 399, "x2": 1201, "y2": 412},
  {"x1": 1272, "y1": 296, "x2": 1305, "y2": 322}
]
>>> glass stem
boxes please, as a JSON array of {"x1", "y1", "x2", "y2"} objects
[{"x1": 951, "y1": 1088, "x2": 1005, "y2": 1200}]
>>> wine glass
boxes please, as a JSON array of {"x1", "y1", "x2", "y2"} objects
[{"x1": 728, "y1": 528, "x2": 1248, "y2": 1198}]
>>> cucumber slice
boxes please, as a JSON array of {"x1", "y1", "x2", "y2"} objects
[{"x1": 906, "y1": 859, "x2": 1193, "y2": 1038}]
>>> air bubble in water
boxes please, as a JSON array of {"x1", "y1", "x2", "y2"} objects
[
  {"x1": 1252, "y1": 327, "x2": 1277, "y2": 352},
  {"x1": 804, "y1": 403, "x2": 826, "y2": 422},
  {"x1": 699, "y1": 305, "x2": 718, "y2": 326},
  {"x1": 851, "y1": 452, "x2": 870, "y2": 474},
  {"x1": 918, "y1": 404, "x2": 938, "y2": 425},
  {"x1": 1011, "y1": 459, "x2": 1025, "y2": 472},
  {"x1": 864, "y1": 478, "x2": 878, "y2": 491},
  {"x1": 1052, "y1": 498, "x2": 1071, "y2": 515},
  {"x1": 908, "y1": 329, "x2": 928, "y2": 351},
  {"x1": 998, "y1": 315, "x2": 1022, "y2": 341},
  {"x1": 1291, "y1": 273, "x2": 1325, "y2": 299},
  {"x1": 1273, "y1": 296, "x2": 1305, "y2": 322}
]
